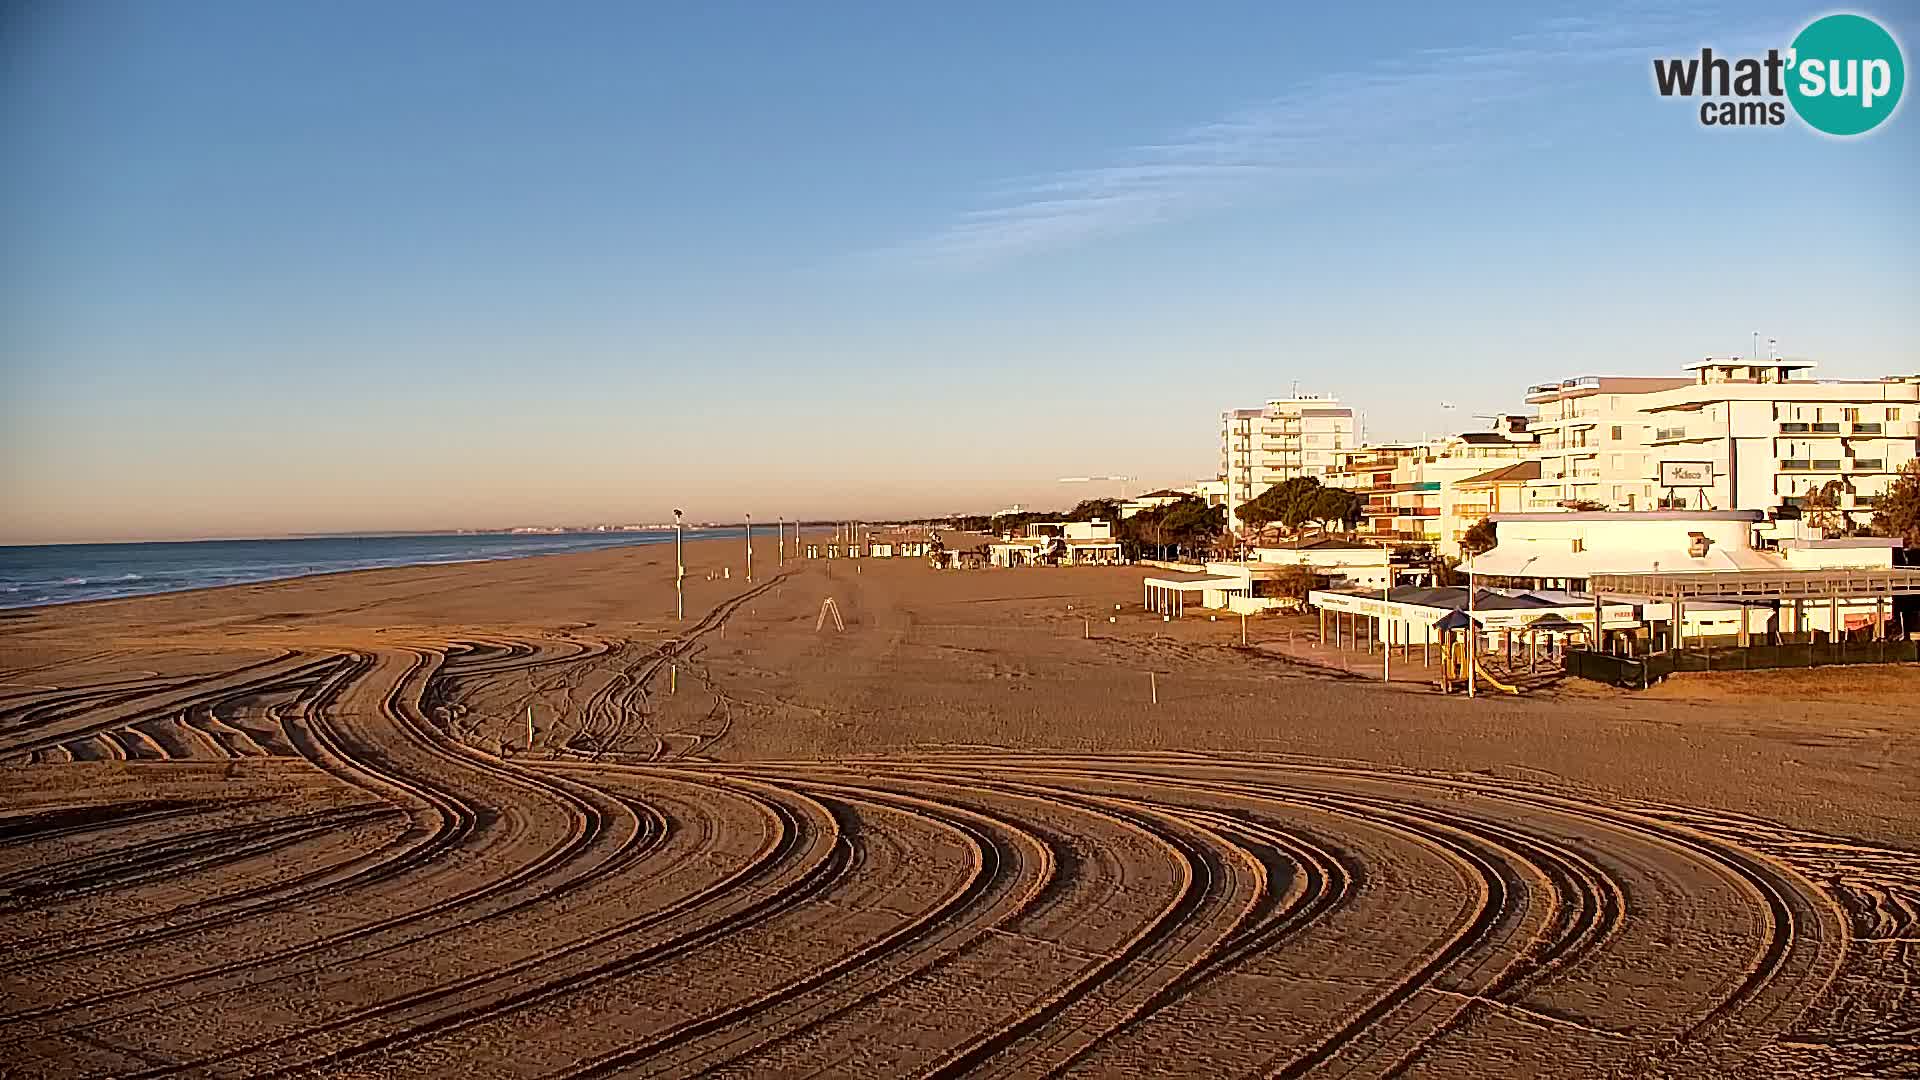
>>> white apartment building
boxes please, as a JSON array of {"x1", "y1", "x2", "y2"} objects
[
  {"x1": 1522, "y1": 360, "x2": 1920, "y2": 525},
  {"x1": 1221, "y1": 395, "x2": 1355, "y2": 526},
  {"x1": 1635, "y1": 360, "x2": 1919, "y2": 525},
  {"x1": 1522, "y1": 376, "x2": 1691, "y2": 511},
  {"x1": 1187, "y1": 478, "x2": 1231, "y2": 510}
]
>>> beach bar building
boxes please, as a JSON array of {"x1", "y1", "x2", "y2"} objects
[
  {"x1": 1307, "y1": 585, "x2": 1641, "y2": 656},
  {"x1": 1143, "y1": 573, "x2": 1254, "y2": 616},
  {"x1": 990, "y1": 520, "x2": 1124, "y2": 567},
  {"x1": 1460, "y1": 510, "x2": 1920, "y2": 653}
]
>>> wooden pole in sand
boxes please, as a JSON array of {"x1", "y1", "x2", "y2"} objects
[
  {"x1": 1241, "y1": 612, "x2": 1248, "y2": 647},
  {"x1": 1150, "y1": 671, "x2": 1158, "y2": 705},
  {"x1": 526, "y1": 705, "x2": 535, "y2": 752},
  {"x1": 1084, "y1": 617, "x2": 1090, "y2": 639}
]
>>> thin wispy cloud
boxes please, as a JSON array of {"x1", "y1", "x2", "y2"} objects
[{"x1": 878, "y1": 9, "x2": 1766, "y2": 268}]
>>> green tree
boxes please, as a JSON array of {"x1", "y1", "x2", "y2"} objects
[
  {"x1": 1119, "y1": 497, "x2": 1224, "y2": 560},
  {"x1": 1237, "y1": 477, "x2": 1323, "y2": 532},
  {"x1": 1270, "y1": 563, "x2": 1320, "y2": 605},
  {"x1": 1066, "y1": 498, "x2": 1121, "y2": 522},
  {"x1": 1161, "y1": 497, "x2": 1226, "y2": 558},
  {"x1": 1309, "y1": 487, "x2": 1364, "y2": 532},
  {"x1": 1871, "y1": 460, "x2": 1920, "y2": 547},
  {"x1": 1460, "y1": 517, "x2": 1498, "y2": 555},
  {"x1": 1803, "y1": 479, "x2": 1850, "y2": 536}
]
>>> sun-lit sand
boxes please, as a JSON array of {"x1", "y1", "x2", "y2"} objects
[{"x1": 2, "y1": 538, "x2": 1915, "y2": 1076}]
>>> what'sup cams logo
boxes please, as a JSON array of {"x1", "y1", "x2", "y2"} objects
[{"x1": 1654, "y1": 13, "x2": 1905, "y2": 135}]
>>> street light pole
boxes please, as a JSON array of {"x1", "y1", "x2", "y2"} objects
[
  {"x1": 745, "y1": 512, "x2": 753, "y2": 582},
  {"x1": 1383, "y1": 576, "x2": 1391, "y2": 684},
  {"x1": 674, "y1": 508, "x2": 684, "y2": 622},
  {"x1": 1466, "y1": 562, "x2": 1476, "y2": 698}
]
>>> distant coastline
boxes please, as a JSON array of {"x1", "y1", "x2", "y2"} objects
[{"x1": 0, "y1": 530, "x2": 732, "y2": 611}]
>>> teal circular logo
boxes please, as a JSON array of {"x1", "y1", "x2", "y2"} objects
[{"x1": 1788, "y1": 14, "x2": 1905, "y2": 136}]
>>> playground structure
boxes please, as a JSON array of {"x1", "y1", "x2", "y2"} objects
[
  {"x1": 1304, "y1": 597, "x2": 1583, "y2": 695},
  {"x1": 1435, "y1": 634, "x2": 1520, "y2": 695}
]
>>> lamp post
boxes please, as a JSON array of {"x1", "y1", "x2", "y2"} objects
[
  {"x1": 745, "y1": 513, "x2": 753, "y2": 582},
  {"x1": 674, "y1": 509, "x2": 684, "y2": 622},
  {"x1": 1466, "y1": 558, "x2": 1476, "y2": 698},
  {"x1": 1382, "y1": 575, "x2": 1392, "y2": 684}
]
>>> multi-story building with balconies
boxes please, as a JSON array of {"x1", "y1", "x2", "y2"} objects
[
  {"x1": 1325, "y1": 418, "x2": 1537, "y2": 554},
  {"x1": 1519, "y1": 359, "x2": 1919, "y2": 528},
  {"x1": 1220, "y1": 395, "x2": 1354, "y2": 527},
  {"x1": 1521, "y1": 375, "x2": 1692, "y2": 511},
  {"x1": 1634, "y1": 359, "x2": 1919, "y2": 526}
]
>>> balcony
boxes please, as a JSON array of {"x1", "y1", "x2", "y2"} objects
[
  {"x1": 1340, "y1": 457, "x2": 1406, "y2": 472},
  {"x1": 1778, "y1": 421, "x2": 1843, "y2": 436},
  {"x1": 1651, "y1": 426, "x2": 1690, "y2": 443},
  {"x1": 1851, "y1": 422, "x2": 1883, "y2": 435},
  {"x1": 1851, "y1": 458, "x2": 1885, "y2": 472}
]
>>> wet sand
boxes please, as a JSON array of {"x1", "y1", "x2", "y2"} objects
[{"x1": 2, "y1": 539, "x2": 1915, "y2": 1077}]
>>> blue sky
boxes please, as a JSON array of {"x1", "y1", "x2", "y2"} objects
[{"x1": 3, "y1": 1, "x2": 1916, "y2": 541}]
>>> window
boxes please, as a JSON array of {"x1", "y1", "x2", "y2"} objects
[
  {"x1": 1891, "y1": 408, "x2": 1903, "y2": 421},
  {"x1": 1842, "y1": 407, "x2": 1859, "y2": 421},
  {"x1": 1610, "y1": 425, "x2": 1622, "y2": 440}
]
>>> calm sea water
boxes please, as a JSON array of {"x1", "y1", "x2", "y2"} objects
[{"x1": 0, "y1": 531, "x2": 727, "y2": 610}]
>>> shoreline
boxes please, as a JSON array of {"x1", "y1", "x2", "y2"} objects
[{"x1": 0, "y1": 529, "x2": 785, "y2": 614}]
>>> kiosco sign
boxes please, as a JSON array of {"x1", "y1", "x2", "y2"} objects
[{"x1": 1660, "y1": 461, "x2": 1714, "y2": 488}]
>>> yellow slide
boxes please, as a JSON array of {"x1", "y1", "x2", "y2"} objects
[{"x1": 1473, "y1": 659, "x2": 1520, "y2": 694}]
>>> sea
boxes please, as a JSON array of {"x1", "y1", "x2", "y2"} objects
[{"x1": 0, "y1": 530, "x2": 727, "y2": 610}]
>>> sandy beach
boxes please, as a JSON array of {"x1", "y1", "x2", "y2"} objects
[{"x1": 2, "y1": 539, "x2": 1916, "y2": 1077}]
